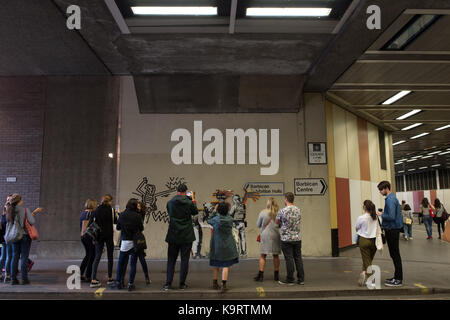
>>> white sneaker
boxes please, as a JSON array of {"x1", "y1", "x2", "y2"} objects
[{"x1": 358, "y1": 272, "x2": 366, "y2": 287}]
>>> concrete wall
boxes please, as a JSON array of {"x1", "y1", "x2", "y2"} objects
[
  {"x1": 326, "y1": 100, "x2": 395, "y2": 248},
  {"x1": 118, "y1": 77, "x2": 331, "y2": 258}
]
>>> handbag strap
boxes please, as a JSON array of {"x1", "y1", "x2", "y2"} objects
[{"x1": 262, "y1": 217, "x2": 272, "y2": 232}]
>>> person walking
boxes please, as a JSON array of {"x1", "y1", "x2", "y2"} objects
[
  {"x1": 163, "y1": 184, "x2": 199, "y2": 291},
  {"x1": 90, "y1": 194, "x2": 117, "y2": 288},
  {"x1": 433, "y1": 199, "x2": 447, "y2": 240},
  {"x1": 0, "y1": 195, "x2": 13, "y2": 282},
  {"x1": 112, "y1": 198, "x2": 143, "y2": 291},
  {"x1": 5, "y1": 194, "x2": 42, "y2": 285},
  {"x1": 377, "y1": 181, "x2": 403, "y2": 287},
  {"x1": 80, "y1": 198, "x2": 97, "y2": 282},
  {"x1": 419, "y1": 198, "x2": 435, "y2": 239},
  {"x1": 208, "y1": 201, "x2": 239, "y2": 293},
  {"x1": 136, "y1": 201, "x2": 151, "y2": 285},
  {"x1": 276, "y1": 192, "x2": 304, "y2": 286},
  {"x1": 402, "y1": 204, "x2": 413, "y2": 240},
  {"x1": 254, "y1": 198, "x2": 281, "y2": 282},
  {"x1": 355, "y1": 200, "x2": 379, "y2": 286}
]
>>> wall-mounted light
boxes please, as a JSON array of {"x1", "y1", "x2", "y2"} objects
[{"x1": 108, "y1": 153, "x2": 114, "y2": 158}]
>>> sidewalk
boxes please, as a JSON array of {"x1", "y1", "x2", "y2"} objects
[{"x1": 0, "y1": 222, "x2": 449, "y2": 299}]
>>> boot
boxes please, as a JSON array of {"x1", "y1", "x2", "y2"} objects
[
  {"x1": 253, "y1": 271, "x2": 264, "y2": 282},
  {"x1": 274, "y1": 271, "x2": 279, "y2": 281},
  {"x1": 212, "y1": 279, "x2": 220, "y2": 290},
  {"x1": 221, "y1": 281, "x2": 228, "y2": 293}
]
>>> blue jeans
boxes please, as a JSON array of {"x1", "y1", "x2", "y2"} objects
[
  {"x1": 423, "y1": 215, "x2": 433, "y2": 237},
  {"x1": 403, "y1": 224, "x2": 412, "y2": 238},
  {"x1": 0, "y1": 243, "x2": 13, "y2": 275},
  {"x1": 116, "y1": 249, "x2": 138, "y2": 285},
  {"x1": 11, "y1": 235, "x2": 32, "y2": 281}
]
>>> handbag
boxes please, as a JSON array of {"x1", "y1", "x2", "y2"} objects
[
  {"x1": 405, "y1": 218, "x2": 412, "y2": 225},
  {"x1": 83, "y1": 217, "x2": 101, "y2": 241},
  {"x1": 377, "y1": 217, "x2": 386, "y2": 244},
  {"x1": 375, "y1": 220, "x2": 383, "y2": 251},
  {"x1": 430, "y1": 206, "x2": 435, "y2": 218},
  {"x1": 24, "y1": 209, "x2": 39, "y2": 240},
  {"x1": 4, "y1": 212, "x2": 24, "y2": 244},
  {"x1": 257, "y1": 217, "x2": 272, "y2": 242},
  {"x1": 134, "y1": 231, "x2": 147, "y2": 253},
  {"x1": 442, "y1": 206, "x2": 449, "y2": 221}
]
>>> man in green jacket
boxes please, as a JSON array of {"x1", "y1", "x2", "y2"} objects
[{"x1": 164, "y1": 184, "x2": 198, "y2": 290}]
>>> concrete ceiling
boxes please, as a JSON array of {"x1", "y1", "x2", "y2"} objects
[{"x1": 326, "y1": 7, "x2": 450, "y2": 172}]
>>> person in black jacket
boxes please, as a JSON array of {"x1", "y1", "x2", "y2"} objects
[
  {"x1": 90, "y1": 194, "x2": 117, "y2": 288},
  {"x1": 137, "y1": 201, "x2": 151, "y2": 285},
  {"x1": 163, "y1": 184, "x2": 198, "y2": 291},
  {"x1": 111, "y1": 198, "x2": 143, "y2": 291}
]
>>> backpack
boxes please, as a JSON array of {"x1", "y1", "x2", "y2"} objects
[
  {"x1": 83, "y1": 216, "x2": 101, "y2": 242},
  {"x1": 4, "y1": 213, "x2": 24, "y2": 244}
]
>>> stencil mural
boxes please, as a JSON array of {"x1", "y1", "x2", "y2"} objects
[{"x1": 132, "y1": 176, "x2": 185, "y2": 224}]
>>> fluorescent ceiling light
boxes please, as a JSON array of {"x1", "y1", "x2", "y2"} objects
[
  {"x1": 246, "y1": 7, "x2": 332, "y2": 17},
  {"x1": 401, "y1": 123, "x2": 422, "y2": 131},
  {"x1": 429, "y1": 150, "x2": 441, "y2": 155},
  {"x1": 392, "y1": 140, "x2": 406, "y2": 146},
  {"x1": 435, "y1": 124, "x2": 450, "y2": 131},
  {"x1": 410, "y1": 132, "x2": 429, "y2": 139},
  {"x1": 395, "y1": 162, "x2": 403, "y2": 165},
  {"x1": 411, "y1": 155, "x2": 422, "y2": 159},
  {"x1": 408, "y1": 169, "x2": 416, "y2": 171},
  {"x1": 382, "y1": 91, "x2": 411, "y2": 105},
  {"x1": 407, "y1": 159, "x2": 417, "y2": 162},
  {"x1": 419, "y1": 166, "x2": 428, "y2": 169},
  {"x1": 131, "y1": 6, "x2": 217, "y2": 15},
  {"x1": 396, "y1": 109, "x2": 422, "y2": 120},
  {"x1": 398, "y1": 170, "x2": 405, "y2": 173},
  {"x1": 439, "y1": 151, "x2": 450, "y2": 155},
  {"x1": 431, "y1": 164, "x2": 441, "y2": 167},
  {"x1": 421, "y1": 155, "x2": 433, "y2": 159}
]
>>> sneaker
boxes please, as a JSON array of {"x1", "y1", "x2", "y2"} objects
[
  {"x1": 145, "y1": 277, "x2": 151, "y2": 285},
  {"x1": 163, "y1": 284, "x2": 172, "y2": 291},
  {"x1": 10, "y1": 279, "x2": 19, "y2": 285},
  {"x1": 179, "y1": 283, "x2": 188, "y2": 290},
  {"x1": 90, "y1": 280, "x2": 101, "y2": 288},
  {"x1": 278, "y1": 280, "x2": 295, "y2": 286},
  {"x1": 409, "y1": 237, "x2": 413, "y2": 240},
  {"x1": 385, "y1": 279, "x2": 402, "y2": 287},
  {"x1": 110, "y1": 281, "x2": 122, "y2": 290},
  {"x1": 297, "y1": 280, "x2": 305, "y2": 285},
  {"x1": 127, "y1": 283, "x2": 135, "y2": 292},
  {"x1": 21, "y1": 279, "x2": 30, "y2": 285},
  {"x1": 106, "y1": 279, "x2": 115, "y2": 285}
]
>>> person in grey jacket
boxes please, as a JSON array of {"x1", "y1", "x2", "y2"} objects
[
  {"x1": 402, "y1": 204, "x2": 413, "y2": 240},
  {"x1": 5, "y1": 194, "x2": 42, "y2": 285}
]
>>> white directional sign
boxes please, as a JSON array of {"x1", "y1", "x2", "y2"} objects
[{"x1": 294, "y1": 178, "x2": 328, "y2": 196}]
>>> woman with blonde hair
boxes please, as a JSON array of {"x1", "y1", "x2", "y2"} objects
[{"x1": 254, "y1": 198, "x2": 281, "y2": 282}]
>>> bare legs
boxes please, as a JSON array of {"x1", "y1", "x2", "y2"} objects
[
  {"x1": 213, "y1": 267, "x2": 229, "y2": 282},
  {"x1": 259, "y1": 254, "x2": 280, "y2": 272}
]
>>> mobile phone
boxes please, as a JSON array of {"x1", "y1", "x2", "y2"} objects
[{"x1": 187, "y1": 192, "x2": 192, "y2": 197}]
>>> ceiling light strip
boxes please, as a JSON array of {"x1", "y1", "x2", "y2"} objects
[
  {"x1": 396, "y1": 109, "x2": 422, "y2": 120},
  {"x1": 382, "y1": 91, "x2": 412, "y2": 105},
  {"x1": 131, "y1": 7, "x2": 218, "y2": 16},
  {"x1": 410, "y1": 132, "x2": 429, "y2": 139},
  {"x1": 401, "y1": 123, "x2": 423, "y2": 131},
  {"x1": 246, "y1": 8, "x2": 332, "y2": 17}
]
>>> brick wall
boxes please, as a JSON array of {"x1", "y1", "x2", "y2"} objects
[{"x1": 0, "y1": 78, "x2": 45, "y2": 211}]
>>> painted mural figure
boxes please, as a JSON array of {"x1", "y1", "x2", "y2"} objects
[
  {"x1": 230, "y1": 194, "x2": 247, "y2": 257},
  {"x1": 133, "y1": 177, "x2": 185, "y2": 224}
]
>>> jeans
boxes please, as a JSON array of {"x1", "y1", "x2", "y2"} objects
[
  {"x1": 423, "y1": 215, "x2": 433, "y2": 237},
  {"x1": 116, "y1": 249, "x2": 138, "y2": 285},
  {"x1": 138, "y1": 251, "x2": 149, "y2": 278},
  {"x1": 403, "y1": 224, "x2": 412, "y2": 238},
  {"x1": 11, "y1": 235, "x2": 32, "y2": 281},
  {"x1": 91, "y1": 237, "x2": 114, "y2": 281},
  {"x1": 385, "y1": 229, "x2": 403, "y2": 281},
  {"x1": 166, "y1": 242, "x2": 192, "y2": 286},
  {"x1": 436, "y1": 218, "x2": 446, "y2": 238},
  {"x1": 192, "y1": 224, "x2": 203, "y2": 256},
  {"x1": 0, "y1": 243, "x2": 13, "y2": 275},
  {"x1": 80, "y1": 236, "x2": 95, "y2": 279},
  {"x1": 281, "y1": 241, "x2": 304, "y2": 283}
]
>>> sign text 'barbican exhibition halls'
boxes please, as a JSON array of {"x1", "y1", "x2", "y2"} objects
[{"x1": 170, "y1": 121, "x2": 279, "y2": 175}]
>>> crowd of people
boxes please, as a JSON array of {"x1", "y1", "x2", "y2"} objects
[{"x1": 1, "y1": 179, "x2": 448, "y2": 291}]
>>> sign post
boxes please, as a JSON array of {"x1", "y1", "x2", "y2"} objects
[{"x1": 294, "y1": 178, "x2": 328, "y2": 196}]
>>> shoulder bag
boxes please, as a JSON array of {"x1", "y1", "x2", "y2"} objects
[
  {"x1": 377, "y1": 217, "x2": 386, "y2": 244},
  {"x1": 257, "y1": 217, "x2": 272, "y2": 242},
  {"x1": 24, "y1": 209, "x2": 39, "y2": 240},
  {"x1": 83, "y1": 216, "x2": 101, "y2": 241},
  {"x1": 4, "y1": 211, "x2": 24, "y2": 244}
]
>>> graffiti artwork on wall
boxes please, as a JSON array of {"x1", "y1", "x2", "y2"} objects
[{"x1": 132, "y1": 176, "x2": 185, "y2": 224}]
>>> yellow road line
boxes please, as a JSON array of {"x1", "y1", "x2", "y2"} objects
[
  {"x1": 94, "y1": 287, "x2": 106, "y2": 298},
  {"x1": 344, "y1": 271, "x2": 352, "y2": 273},
  {"x1": 256, "y1": 287, "x2": 266, "y2": 298}
]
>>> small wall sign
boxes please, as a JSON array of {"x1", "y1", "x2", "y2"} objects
[
  {"x1": 308, "y1": 142, "x2": 327, "y2": 164},
  {"x1": 6, "y1": 177, "x2": 17, "y2": 183}
]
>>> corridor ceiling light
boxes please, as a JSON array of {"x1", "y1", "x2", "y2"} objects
[
  {"x1": 395, "y1": 162, "x2": 403, "y2": 165},
  {"x1": 408, "y1": 168, "x2": 416, "y2": 171},
  {"x1": 246, "y1": 8, "x2": 332, "y2": 17},
  {"x1": 407, "y1": 159, "x2": 417, "y2": 162},
  {"x1": 439, "y1": 151, "x2": 450, "y2": 155},
  {"x1": 435, "y1": 124, "x2": 450, "y2": 131},
  {"x1": 419, "y1": 166, "x2": 428, "y2": 169},
  {"x1": 392, "y1": 140, "x2": 406, "y2": 146},
  {"x1": 431, "y1": 164, "x2": 441, "y2": 167},
  {"x1": 411, "y1": 155, "x2": 422, "y2": 159},
  {"x1": 381, "y1": 91, "x2": 412, "y2": 105},
  {"x1": 396, "y1": 109, "x2": 422, "y2": 120},
  {"x1": 401, "y1": 123, "x2": 423, "y2": 131},
  {"x1": 131, "y1": 6, "x2": 218, "y2": 15},
  {"x1": 429, "y1": 150, "x2": 441, "y2": 155},
  {"x1": 421, "y1": 155, "x2": 433, "y2": 159},
  {"x1": 410, "y1": 132, "x2": 429, "y2": 139},
  {"x1": 398, "y1": 170, "x2": 405, "y2": 173}
]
